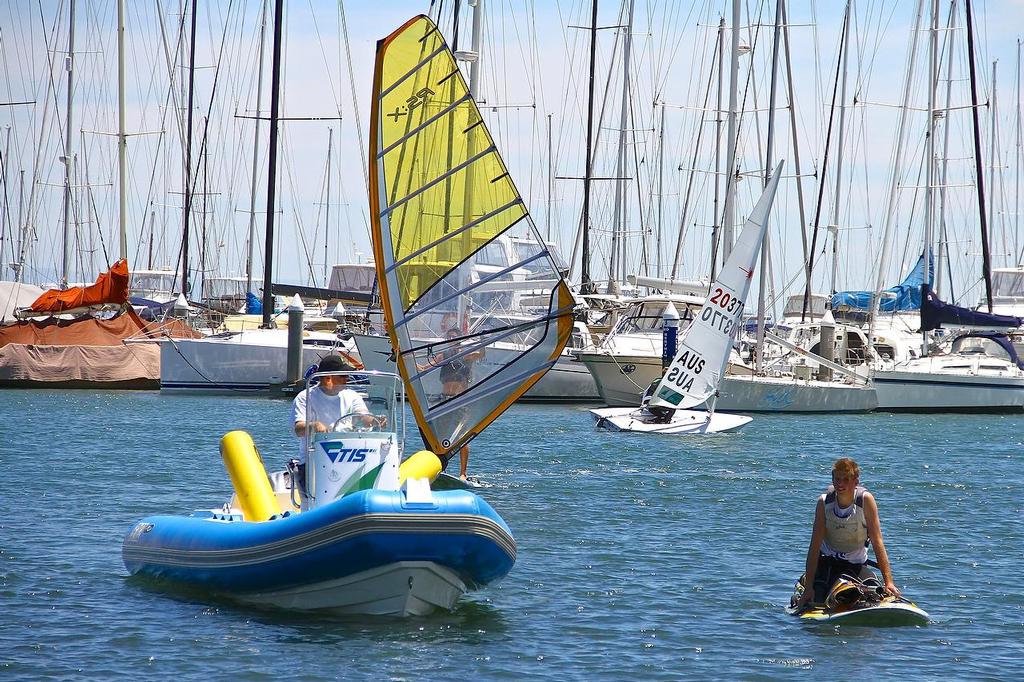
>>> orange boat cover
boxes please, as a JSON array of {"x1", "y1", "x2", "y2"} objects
[{"x1": 29, "y1": 259, "x2": 130, "y2": 313}]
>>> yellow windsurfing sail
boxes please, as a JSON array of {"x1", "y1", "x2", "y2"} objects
[{"x1": 369, "y1": 15, "x2": 575, "y2": 456}]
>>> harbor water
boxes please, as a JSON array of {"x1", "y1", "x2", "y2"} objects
[{"x1": 2, "y1": 389, "x2": 1021, "y2": 678}]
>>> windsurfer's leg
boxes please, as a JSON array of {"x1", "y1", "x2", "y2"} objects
[
  {"x1": 812, "y1": 555, "x2": 834, "y2": 603},
  {"x1": 459, "y1": 445, "x2": 469, "y2": 479}
]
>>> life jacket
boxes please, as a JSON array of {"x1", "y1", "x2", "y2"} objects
[{"x1": 820, "y1": 485, "x2": 868, "y2": 560}]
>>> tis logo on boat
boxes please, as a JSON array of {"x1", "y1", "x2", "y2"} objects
[{"x1": 319, "y1": 442, "x2": 374, "y2": 464}]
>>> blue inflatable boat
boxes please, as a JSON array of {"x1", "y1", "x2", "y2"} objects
[
  {"x1": 123, "y1": 486, "x2": 515, "y2": 616},
  {"x1": 123, "y1": 370, "x2": 517, "y2": 616}
]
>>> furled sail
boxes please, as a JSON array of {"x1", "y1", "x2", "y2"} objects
[
  {"x1": 369, "y1": 15, "x2": 574, "y2": 455},
  {"x1": 652, "y1": 162, "x2": 784, "y2": 410},
  {"x1": 28, "y1": 259, "x2": 130, "y2": 313}
]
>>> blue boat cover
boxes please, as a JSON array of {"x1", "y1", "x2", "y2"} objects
[
  {"x1": 832, "y1": 254, "x2": 932, "y2": 312},
  {"x1": 245, "y1": 292, "x2": 262, "y2": 314},
  {"x1": 921, "y1": 284, "x2": 1022, "y2": 331}
]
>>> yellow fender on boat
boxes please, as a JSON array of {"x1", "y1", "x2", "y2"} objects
[
  {"x1": 398, "y1": 450, "x2": 442, "y2": 486},
  {"x1": 220, "y1": 430, "x2": 281, "y2": 522}
]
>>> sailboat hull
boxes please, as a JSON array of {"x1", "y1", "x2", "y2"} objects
[
  {"x1": 873, "y1": 368, "x2": 1024, "y2": 411},
  {"x1": 159, "y1": 329, "x2": 349, "y2": 393},
  {"x1": 716, "y1": 375, "x2": 878, "y2": 412},
  {"x1": 590, "y1": 407, "x2": 752, "y2": 434}
]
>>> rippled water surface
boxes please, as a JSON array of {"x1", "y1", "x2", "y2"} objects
[{"x1": 2, "y1": 390, "x2": 1022, "y2": 679}]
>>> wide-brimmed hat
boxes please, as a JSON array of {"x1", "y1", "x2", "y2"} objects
[{"x1": 317, "y1": 355, "x2": 353, "y2": 373}]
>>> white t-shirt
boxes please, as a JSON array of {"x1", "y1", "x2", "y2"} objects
[{"x1": 292, "y1": 385, "x2": 369, "y2": 461}]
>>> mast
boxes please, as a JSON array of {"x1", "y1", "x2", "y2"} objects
[
  {"x1": 756, "y1": 0, "x2": 783, "y2": 373},
  {"x1": 802, "y1": 4, "x2": 849, "y2": 320},
  {"x1": 1016, "y1": 38, "x2": 1022, "y2": 264},
  {"x1": 988, "y1": 59, "x2": 998, "y2": 266},
  {"x1": 200, "y1": 128, "x2": 208, "y2": 298},
  {"x1": 710, "y1": 17, "x2": 725, "y2": 281},
  {"x1": 720, "y1": 0, "x2": 741, "y2": 263},
  {"x1": 781, "y1": 0, "x2": 812, "y2": 311},
  {"x1": 655, "y1": 102, "x2": 665, "y2": 276},
  {"x1": 935, "y1": 0, "x2": 957, "y2": 299},
  {"x1": 245, "y1": 0, "x2": 268, "y2": 303},
  {"x1": 580, "y1": 0, "x2": 599, "y2": 295},
  {"x1": 468, "y1": 0, "x2": 484, "y2": 93},
  {"x1": 260, "y1": 0, "x2": 285, "y2": 327},
  {"x1": 670, "y1": 27, "x2": 721, "y2": 280},
  {"x1": 61, "y1": 0, "x2": 76, "y2": 288},
  {"x1": 829, "y1": 2, "x2": 852, "y2": 298},
  {"x1": 182, "y1": 0, "x2": 198, "y2": 296},
  {"x1": 867, "y1": 0, "x2": 925, "y2": 359},
  {"x1": 547, "y1": 113, "x2": 554, "y2": 242},
  {"x1": 964, "y1": 0, "x2": 994, "y2": 311},
  {"x1": 922, "y1": 0, "x2": 938, "y2": 356},
  {"x1": 0, "y1": 127, "x2": 10, "y2": 277},
  {"x1": 1017, "y1": 37, "x2": 1022, "y2": 264},
  {"x1": 117, "y1": 0, "x2": 127, "y2": 261},
  {"x1": 456, "y1": 0, "x2": 485, "y2": 331},
  {"x1": 324, "y1": 127, "x2": 333, "y2": 283},
  {"x1": 609, "y1": 0, "x2": 635, "y2": 286}
]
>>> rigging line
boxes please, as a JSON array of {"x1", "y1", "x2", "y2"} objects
[
  {"x1": 672, "y1": 23, "x2": 723, "y2": 280},
  {"x1": 304, "y1": 0, "x2": 341, "y2": 114},
  {"x1": 570, "y1": 1, "x2": 626, "y2": 284},
  {"x1": 628, "y1": 88, "x2": 647, "y2": 278},
  {"x1": 279, "y1": 126, "x2": 317, "y2": 287},
  {"x1": 337, "y1": 0, "x2": 369, "y2": 217},
  {"x1": 802, "y1": 4, "x2": 849, "y2": 319},
  {"x1": 19, "y1": 0, "x2": 62, "y2": 279}
]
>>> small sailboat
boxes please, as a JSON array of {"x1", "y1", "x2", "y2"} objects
[
  {"x1": 591, "y1": 162, "x2": 784, "y2": 434},
  {"x1": 123, "y1": 13, "x2": 574, "y2": 616}
]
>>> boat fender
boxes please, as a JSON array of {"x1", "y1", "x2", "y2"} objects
[
  {"x1": 398, "y1": 450, "x2": 443, "y2": 486},
  {"x1": 220, "y1": 430, "x2": 281, "y2": 522}
]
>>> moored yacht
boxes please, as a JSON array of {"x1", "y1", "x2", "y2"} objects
[{"x1": 873, "y1": 331, "x2": 1024, "y2": 411}]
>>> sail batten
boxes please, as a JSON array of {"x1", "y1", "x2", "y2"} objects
[{"x1": 370, "y1": 15, "x2": 574, "y2": 456}]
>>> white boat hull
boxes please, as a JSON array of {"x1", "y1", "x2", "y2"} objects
[
  {"x1": 590, "y1": 407, "x2": 752, "y2": 434},
  {"x1": 873, "y1": 368, "x2": 1024, "y2": 411},
  {"x1": 159, "y1": 329, "x2": 347, "y2": 393},
  {"x1": 232, "y1": 561, "x2": 467, "y2": 617},
  {"x1": 579, "y1": 352, "x2": 876, "y2": 413},
  {"x1": 353, "y1": 333, "x2": 600, "y2": 403},
  {"x1": 716, "y1": 375, "x2": 878, "y2": 412},
  {"x1": 575, "y1": 352, "x2": 665, "y2": 406}
]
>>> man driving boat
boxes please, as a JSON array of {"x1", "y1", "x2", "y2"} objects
[{"x1": 292, "y1": 355, "x2": 384, "y2": 461}]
